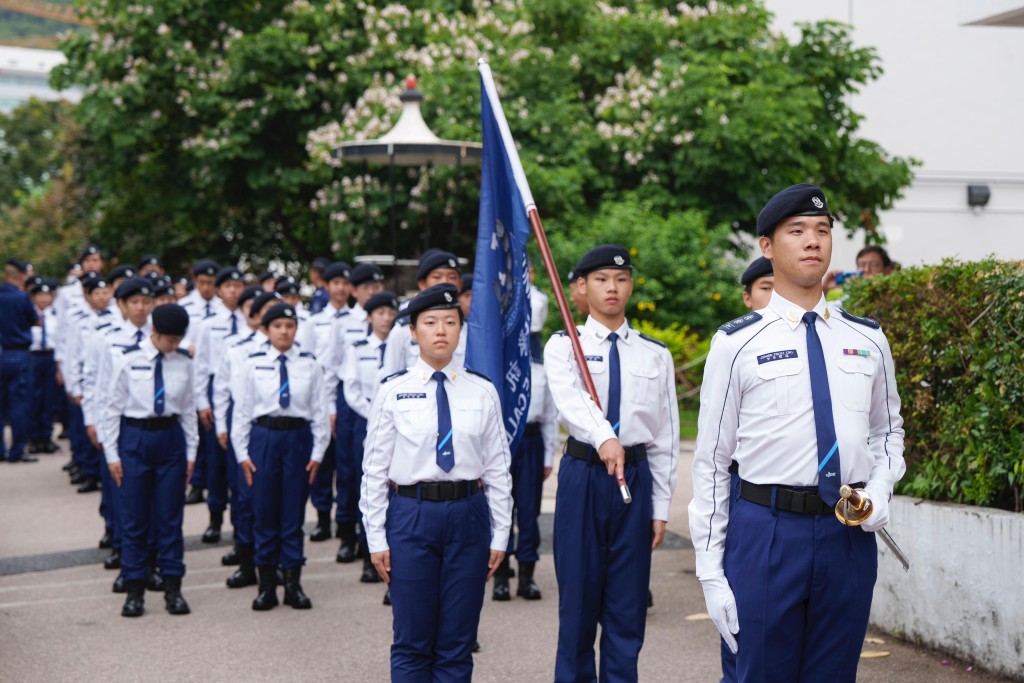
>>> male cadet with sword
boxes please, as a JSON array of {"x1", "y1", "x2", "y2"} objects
[{"x1": 689, "y1": 184, "x2": 906, "y2": 683}]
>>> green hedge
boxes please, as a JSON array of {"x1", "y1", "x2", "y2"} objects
[{"x1": 843, "y1": 259, "x2": 1024, "y2": 512}]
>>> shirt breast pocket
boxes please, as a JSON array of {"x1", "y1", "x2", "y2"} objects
[
  {"x1": 627, "y1": 363, "x2": 659, "y2": 401},
  {"x1": 450, "y1": 397, "x2": 485, "y2": 437},
  {"x1": 394, "y1": 399, "x2": 433, "y2": 436},
  {"x1": 835, "y1": 356, "x2": 875, "y2": 412},
  {"x1": 754, "y1": 359, "x2": 804, "y2": 416}
]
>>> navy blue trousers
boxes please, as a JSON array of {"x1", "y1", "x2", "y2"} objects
[
  {"x1": 66, "y1": 400, "x2": 88, "y2": 469},
  {"x1": 29, "y1": 351, "x2": 59, "y2": 442},
  {"x1": 333, "y1": 384, "x2": 360, "y2": 524},
  {"x1": 553, "y1": 455, "x2": 653, "y2": 683},
  {"x1": 506, "y1": 429, "x2": 545, "y2": 562},
  {"x1": 724, "y1": 495, "x2": 877, "y2": 683},
  {"x1": 249, "y1": 423, "x2": 312, "y2": 569},
  {"x1": 310, "y1": 436, "x2": 336, "y2": 513},
  {"x1": 99, "y1": 448, "x2": 121, "y2": 546},
  {"x1": 1, "y1": 350, "x2": 31, "y2": 459},
  {"x1": 118, "y1": 422, "x2": 187, "y2": 581},
  {"x1": 224, "y1": 402, "x2": 253, "y2": 543},
  {"x1": 720, "y1": 472, "x2": 741, "y2": 683},
  {"x1": 388, "y1": 490, "x2": 490, "y2": 682},
  {"x1": 204, "y1": 379, "x2": 229, "y2": 513}
]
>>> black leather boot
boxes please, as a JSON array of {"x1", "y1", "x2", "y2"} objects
[
  {"x1": 202, "y1": 510, "x2": 223, "y2": 543},
  {"x1": 226, "y1": 545, "x2": 257, "y2": 589},
  {"x1": 121, "y1": 580, "x2": 145, "y2": 617},
  {"x1": 335, "y1": 523, "x2": 358, "y2": 563},
  {"x1": 112, "y1": 572, "x2": 126, "y2": 593},
  {"x1": 221, "y1": 546, "x2": 240, "y2": 566},
  {"x1": 145, "y1": 553, "x2": 165, "y2": 592},
  {"x1": 163, "y1": 575, "x2": 190, "y2": 615},
  {"x1": 103, "y1": 550, "x2": 121, "y2": 570},
  {"x1": 252, "y1": 565, "x2": 279, "y2": 611},
  {"x1": 184, "y1": 486, "x2": 205, "y2": 505},
  {"x1": 516, "y1": 561, "x2": 542, "y2": 600},
  {"x1": 309, "y1": 510, "x2": 332, "y2": 542},
  {"x1": 98, "y1": 530, "x2": 113, "y2": 549},
  {"x1": 382, "y1": 588, "x2": 391, "y2": 606},
  {"x1": 76, "y1": 477, "x2": 100, "y2": 493},
  {"x1": 360, "y1": 556, "x2": 381, "y2": 583},
  {"x1": 282, "y1": 567, "x2": 312, "y2": 609},
  {"x1": 492, "y1": 556, "x2": 511, "y2": 601}
]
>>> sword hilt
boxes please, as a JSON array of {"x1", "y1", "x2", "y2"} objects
[{"x1": 835, "y1": 485, "x2": 872, "y2": 526}]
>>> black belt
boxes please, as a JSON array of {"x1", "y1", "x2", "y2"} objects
[
  {"x1": 124, "y1": 415, "x2": 179, "y2": 430},
  {"x1": 739, "y1": 479, "x2": 865, "y2": 516},
  {"x1": 525, "y1": 422, "x2": 542, "y2": 436},
  {"x1": 31, "y1": 349, "x2": 54, "y2": 355},
  {"x1": 565, "y1": 437, "x2": 647, "y2": 464},
  {"x1": 4, "y1": 345, "x2": 29, "y2": 351},
  {"x1": 395, "y1": 480, "x2": 481, "y2": 502},
  {"x1": 253, "y1": 416, "x2": 308, "y2": 430}
]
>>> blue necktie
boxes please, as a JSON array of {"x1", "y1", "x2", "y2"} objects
[
  {"x1": 154, "y1": 353, "x2": 165, "y2": 416},
  {"x1": 40, "y1": 315, "x2": 47, "y2": 349},
  {"x1": 433, "y1": 371, "x2": 454, "y2": 473},
  {"x1": 134, "y1": 329, "x2": 143, "y2": 344},
  {"x1": 230, "y1": 312, "x2": 238, "y2": 336},
  {"x1": 378, "y1": 343, "x2": 386, "y2": 369},
  {"x1": 803, "y1": 312, "x2": 841, "y2": 505},
  {"x1": 278, "y1": 355, "x2": 290, "y2": 408},
  {"x1": 607, "y1": 332, "x2": 621, "y2": 435},
  {"x1": 205, "y1": 300, "x2": 212, "y2": 318}
]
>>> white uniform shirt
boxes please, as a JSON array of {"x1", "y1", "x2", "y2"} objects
[
  {"x1": 30, "y1": 306, "x2": 58, "y2": 351},
  {"x1": 180, "y1": 292, "x2": 222, "y2": 346},
  {"x1": 341, "y1": 334, "x2": 387, "y2": 421},
  {"x1": 687, "y1": 291, "x2": 906, "y2": 579},
  {"x1": 230, "y1": 345, "x2": 329, "y2": 465},
  {"x1": 544, "y1": 317, "x2": 680, "y2": 522},
  {"x1": 524, "y1": 361, "x2": 560, "y2": 468},
  {"x1": 360, "y1": 358, "x2": 513, "y2": 554},
  {"x1": 54, "y1": 281, "x2": 85, "y2": 366},
  {"x1": 307, "y1": 301, "x2": 350, "y2": 371},
  {"x1": 83, "y1": 321, "x2": 150, "y2": 430},
  {"x1": 193, "y1": 307, "x2": 245, "y2": 410},
  {"x1": 212, "y1": 330, "x2": 267, "y2": 434},
  {"x1": 100, "y1": 338, "x2": 199, "y2": 464},
  {"x1": 378, "y1": 323, "x2": 467, "y2": 382},
  {"x1": 530, "y1": 284, "x2": 548, "y2": 333},
  {"x1": 66, "y1": 307, "x2": 118, "y2": 397}
]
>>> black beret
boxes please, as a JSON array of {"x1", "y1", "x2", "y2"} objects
[
  {"x1": 275, "y1": 277, "x2": 301, "y2": 296},
  {"x1": 238, "y1": 285, "x2": 261, "y2": 309},
  {"x1": 312, "y1": 257, "x2": 331, "y2": 271},
  {"x1": 400, "y1": 283, "x2": 461, "y2": 320},
  {"x1": 259, "y1": 270, "x2": 278, "y2": 283},
  {"x1": 152, "y1": 303, "x2": 190, "y2": 336},
  {"x1": 25, "y1": 274, "x2": 43, "y2": 289},
  {"x1": 83, "y1": 276, "x2": 110, "y2": 293},
  {"x1": 261, "y1": 303, "x2": 298, "y2": 327},
  {"x1": 573, "y1": 244, "x2": 632, "y2": 278},
  {"x1": 79, "y1": 244, "x2": 102, "y2": 262},
  {"x1": 364, "y1": 291, "x2": 399, "y2": 315},
  {"x1": 114, "y1": 277, "x2": 154, "y2": 300},
  {"x1": 740, "y1": 257, "x2": 774, "y2": 287},
  {"x1": 459, "y1": 274, "x2": 473, "y2": 292},
  {"x1": 30, "y1": 281, "x2": 54, "y2": 295},
  {"x1": 755, "y1": 183, "x2": 834, "y2": 237},
  {"x1": 192, "y1": 259, "x2": 220, "y2": 277},
  {"x1": 138, "y1": 254, "x2": 163, "y2": 269},
  {"x1": 323, "y1": 261, "x2": 353, "y2": 282},
  {"x1": 416, "y1": 250, "x2": 460, "y2": 280},
  {"x1": 215, "y1": 266, "x2": 244, "y2": 287},
  {"x1": 5, "y1": 258, "x2": 29, "y2": 273},
  {"x1": 251, "y1": 292, "x2": 282, "y2": 317},
  {"x1": 565, "y1": 269, "x2": 576, "y2": 284},
  {"x1": 350, "y1": 263, "x2": 385, "y2": 286},
  {"x1": 153, "y1": 283, "x2": 177, "y2": 299},
  {"x1": 108, "y1": 264, "x2": 137, "y2": 281},
  {"x1": 44, "y1": 277, "x2": 61, "y2": 289},
  {"x1": 143, "y1": 271, "x2": 163, "y2": 282}
]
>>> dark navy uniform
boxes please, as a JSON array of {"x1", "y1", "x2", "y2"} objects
[{"x1": 0, "y1": 261, "x2": 39, "y2": 462}]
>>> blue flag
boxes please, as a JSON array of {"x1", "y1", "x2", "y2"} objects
[{"x1": 467, "y1": 60, "x2": 534, "y2": 453}]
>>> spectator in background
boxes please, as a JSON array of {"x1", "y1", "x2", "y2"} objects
[{"x1": 823, "y1": 245, "x2": 894, "y2": 299}]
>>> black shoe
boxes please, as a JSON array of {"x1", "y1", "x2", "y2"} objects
[
  {"x1": 62, "y1": 459, "x2": 75, "y2": 471},
  {"x1": 145, "y1": 566, "x2": 165, "y2": 593},
  {"x1": 335, "y1": 522, "x2": 358, "y2": 562},
  {"x1": 309, "y1": 510, "x2": 332, "y2": 542},
  {"x1": 474, "y1": 641, "x2": 481, "y2": 653},
  {"x1": 492, "y1": 557, "x2": 511, "y2": 601},
  {"x1": 282, "y1": 567, "x2": 312, "y2": 609},
  {"x1": 648, "y1": 589, "x2": 653, "y2": 609},
  {"x1": 103, "y1": 551, "x2": 121, "y2": 570},
  {"x1": 98, "y1": 530, "x2": 113, "y2": 549},
  {"x1": 516, "y1": 562, "x2": 542, "y2": 600},
  {"x1": 163, "y1": 576, "x2": 190, "y2": 615},
  {"x1": 40, "y1": 440, "x2": 60, "y2": 453},
  {"x1": 360, "y1": 558, "x2": 381, "y2": 584},
  {"x1": 382, "y1": 588, "x2": 391, "y2": 606},
  {"x1": 112, "y1": 573, "x2": 126, "y2": 594},
  {"x1": 57, "y1": 429, "x2": 69, "y2": 440},
  {"x1": 221, "y1": 546, "x2": 240, "y2": 566},
  {"x1": 202, "y1": 510, "x2": 223, "y2": 543},
  {"x1": 77, "y1": 478, "x2": 100, "y2": 493},
  {"x1": 226, "y1": 545, "x2": 257, "y2": 588},
  {"x1": 336, "y1": 541, "x2": 358, "y2": 563},
  {"x1": 27, "y1": 441, "x2": 43, "y2": 454},
  {"x1": 11, "y1": 454, "x2": 39, "y2": 463},
  {"x1": 67, "y1": 463, "x2": 82, "y2": 477},
  {"x1": 121, "y1": 581, "x2": 145, "y2": 617},
  {"x1": 184, "y1": 486, "x2": 205, "y2": 505},
  {"x1": 252, "y1": 565, "x2": 279, "y2": 611}
]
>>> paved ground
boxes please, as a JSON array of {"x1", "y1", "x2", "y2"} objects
[{"x1": 0, "y1": 436, "x2": 1012, "y2": 682}]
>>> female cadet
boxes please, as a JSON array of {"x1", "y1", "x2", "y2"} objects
[
  {"x1": 100, "y1": 303, "x2": 199, "y2": 617},
  {"x1": 231, "y1": 303, "x2": 329, "y2": 611},
  {"x1": 360, "y1": 283, "x2": 512, "y2": 682},
  {"x1": 340, "y1": 290, "x2": 398, "y2": 583}
]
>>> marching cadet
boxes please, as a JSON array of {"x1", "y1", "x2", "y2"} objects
[
  {"x1": 305, "y1": 261, "x2": 352, "y2": 544},
  {"x1": 28, "y1": 280, "x2": 61, "y2": 455},
  {"x1": 689, "y1": 184, "x2": 906, "y2": 683},
  {"x1": 173, "y1": 276, "x2": 192, "y2": 301},
  {"x1": 544, "y1": 244, "x2": 679, "y2": 683},
  {"x1": 340, "y1": 290, "x2": 398, "y2": 583},
  {"x1": 0, "y1": 259, "x2": 39, "y2": 463},
  {"x1": 361, "y1": 283, "x2": 512, "y2": 681},
  {"x1": 101, "y1": 303, "x2": 199, "y2": 617},
  {"x1": 740, "y1": 256, "x2": 775, "y2": 311},
  {"x1": 457, "y1": 274, "x2": 473, "y2": 318},
  {"x1": 566, "y1": 269, "x2": 589, "y2": 319},
  {"x1": 153, "y1": 282, "x2": 179, "y2": 306},
  {"x1": 309, "y1": 257, "x2": 331, "y2": 314},
  {"x1": 275, "y1": 277, "x2": 313, "y2": 348},
  {"x1": 137, "y1": 254, "x2": 164, "y2": 277},
  {"x1": 215, "y1": 290, "x2": 280, "y2": 588},
  {"x1": 193, "y1": 266, "x2": 247, "y2": 544},
  {"x1": 259, "y1": 270, "x2": 278, "y2": 293},
  {"x1": 231, "y1": 303, "x2": 329, "y2": 611}
]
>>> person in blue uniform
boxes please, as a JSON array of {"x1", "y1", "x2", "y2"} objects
[
  {"x1": 690, "y1": 184, "x2": 906, "y2": 683},
  {"x1": 137, "y1": 254, "x2": 165, "y2": 278},
  {"x1": 1, "y1": 258, "x2": 40, "y2": 463},
  {"x1": 231, "y1": 303, "x2": 329, "y2": 611},
  {"x1": 308, "y1": 257, "x2": 331, "y2": 315},
  {"x1": 361, "y1": 284, "x2": 512, "y2": 680},
  {"x1": 544, "y1": 245, "x2": 680, "y2": 683},
  {"x1": 101, "y1": 303, "x2": 199, "y2": 617},
  {"x1": 28, "y1": 280, "x2": 62, "y2": 455}
]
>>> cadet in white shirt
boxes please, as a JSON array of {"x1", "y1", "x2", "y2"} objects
[
  {"x1": 528, "y1": 262, "x2": 548, "y2": 360},
  {"x1": 102, "y1": 304, "x2": 199, "y2": 618},
  {"x1": 28, "y1": 281, "x2": 61, "y2": 454},
  {"x1": 361, "y1": 284, "x2": 512, "y2": 681},
  {"x1": 689, "y1": 184, "x2": 905, "y2": 683},
  {"x1": 340, "y1": 290, "x2": 398, "y2": 583},
  {"x1": 544, "y1": 244, "x2": 679, "y2": 683},
  {"x1": 231, "y1": 303, "x2": 329, "y2": 611}
]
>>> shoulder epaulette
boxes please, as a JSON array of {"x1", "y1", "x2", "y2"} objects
[
  {"x1": 719, "y1": 312, "x2": 763, "y2": 335},
  {"x1": 334, "y1": 310, "x2": 350, "y2": 318},
  {"x1": 121, "y1": 344, "x2": 141, "y2": 354},
  {"x1": 353, "y1": 339, "x2": 369, "y2": 347},
  {"x1": 637, "y1": 332, "x2": 667, "y2": 348},
  {"x1": 553, "y1": 326, "x2": 583, "y2": 337},
  {"x1": 380, "y1": 369, "x2": 409, "y2": 384},
  {"x1": 300, "y1": 351, "x2": 316, "y2": 359},
  {"x1": 839, "y1": 309, "x2": 881, "y2": 329},
  {"x1": 95, "y1": 322, "x2": 112, "y2": 331},
  {"x1": 248, "y1": 351, "x2": 267, "y2": 358},
  {"x1": 180, "y1": 300, "x2": 194, "y2": 307},
  {"x1": 175, "y1": 348, "x2": 193, "y2": 358},
  {"x1": 231, "y1": 336, "x2": 252, "y2": 347}
]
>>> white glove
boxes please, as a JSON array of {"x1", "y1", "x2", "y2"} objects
[
  {"x1": 699, "y1": 571, "x2": 739, "y2": 654},
  {"x1": 861, "y1": 481, "x2": 891, "y2": 533}
]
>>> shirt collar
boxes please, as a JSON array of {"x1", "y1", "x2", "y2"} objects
[
  {"x1": 413, "y1": 357, "x2": 458, "y2": 385},
  {"x1": 141, "y1": 337, "x2": 160, "y2": 361},
  {"x1": 584, "y1": 316, "x2": 632, "y2": 345},
  {"x1": 767, "y1": 290, "x2": 832, "y2": 330},
  {"x1": 273, "y1": 345, "x2": 299, "y2": 362},
  {"x1": 329, "y1": 301, "x2": 350, "y2": 315}
]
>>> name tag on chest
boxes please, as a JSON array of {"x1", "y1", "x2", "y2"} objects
[
  {"x1": 397, "y1": 393, "x2": 426, "y2": 400},
  {"x1": 757, "y1": 349, "x2": 798, "y2": 365}
]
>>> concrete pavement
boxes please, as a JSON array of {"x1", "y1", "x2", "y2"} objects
[{"x1": 0, "y1": 438, "x2": 1011, "y2": 682}]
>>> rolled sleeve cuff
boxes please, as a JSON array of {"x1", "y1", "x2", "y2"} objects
[
  {"x1": 366, "y1": 530, "x2": 389, "y2": 555},
  {"x1": 652, "y1": 497, "x2": 671, "y2": 523},
  {"x1": 104, "y1": 450, "x2": 120, "y2": 465},
  {"x1": 490, "y1": 530, "x2": 510, "y2": 553}
]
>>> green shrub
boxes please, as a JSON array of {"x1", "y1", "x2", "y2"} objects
[{"x1": 843, "y1": 259, "x2": 1024, "y2": 511}]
